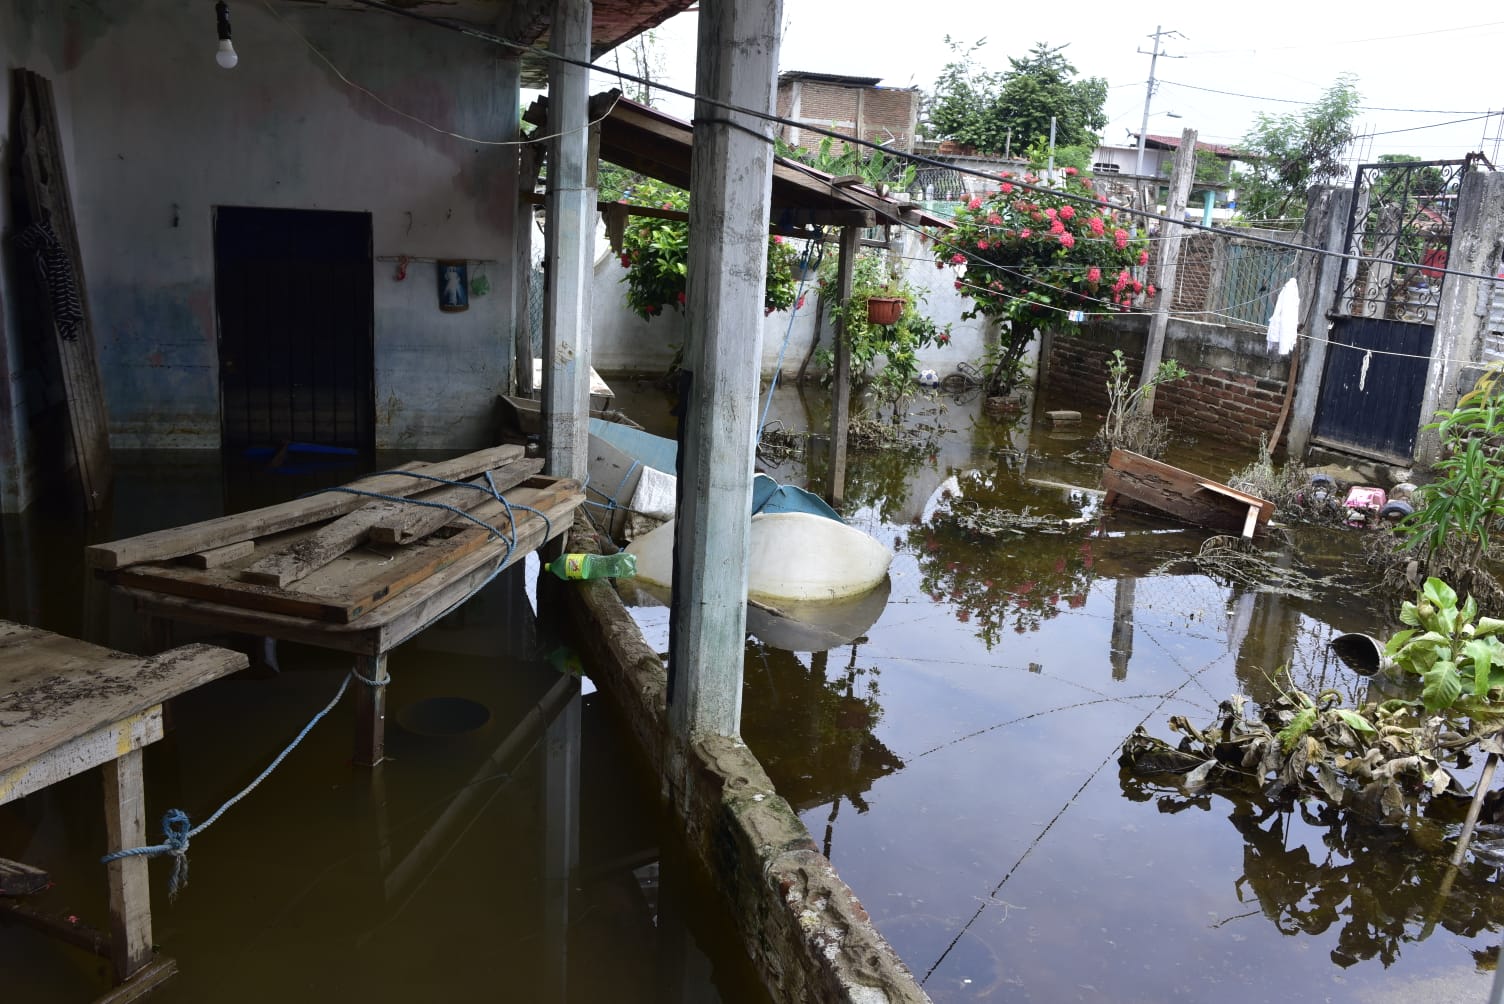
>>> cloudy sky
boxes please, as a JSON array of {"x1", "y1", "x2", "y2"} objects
[{"x1": 607, "y1": 2, "x2": 1504, "y2": 169}]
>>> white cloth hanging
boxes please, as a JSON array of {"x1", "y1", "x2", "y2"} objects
[{"x1": 1266, "y1": 277, "x2": 1301, "y2": 355}]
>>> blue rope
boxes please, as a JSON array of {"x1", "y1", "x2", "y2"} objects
[
  {"x1": 101, "y1": 670, "x2": 354, "y2": 898},
  {"x1": 97, "y1": 471, "x2": 563, "y2": 898},
  {"x1": 759, "y1": 237, "x2": 824, "y2": 439}
]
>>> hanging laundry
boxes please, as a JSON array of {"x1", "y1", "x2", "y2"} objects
[{"x1": 1266, "y1": 277, "x2": 1300, "y2": 355}]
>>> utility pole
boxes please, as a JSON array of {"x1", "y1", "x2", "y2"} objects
[{"x1": 1134, "y1": 26, "x2": 1184, "y2": 179}]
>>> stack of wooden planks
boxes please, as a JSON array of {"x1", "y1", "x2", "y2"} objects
[{"x1": 87, "y1": 445, "x2": 581, "y2": 625}]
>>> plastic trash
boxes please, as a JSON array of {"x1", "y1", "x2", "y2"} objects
[{"x1": 545, "y1": 551, "x2": 637, "y2": 581}]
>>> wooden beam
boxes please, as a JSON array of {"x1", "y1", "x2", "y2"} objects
[
  {"x1": 86, "y1": 446, "x2": 523, "y2": 569},
  {"x1": 827, "y1": 225, "x2": 859, "y2": 505},
  {"x1": 369, "y1": 460, "x2": 543, "y2": 544},
  {"x1": 13, "y1": 70, "x2": 111, "y2": 509},
  {"x1": 181, "y1": 540, "x2": 253, "y2": 569},
  {"x1": 103, "y1": 747, "x2": 152, "y2": 980},
  {"x1": 353, "y1": 653, "x2": 387, "y2": 767},
  {"x1": 0, "y1": 858, "x2": 50, "y2": 897}
]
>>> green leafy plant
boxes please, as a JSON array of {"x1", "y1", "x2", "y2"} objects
[
  {"x1": 1100, "y1": 349, "x2": 1186, "y2": 456},
  {"x1": 1386, "y1": 577, "x2": 1504, "y2": 715},
  {"x1": 933, "y1": 170, "x2": 1149, "y2": 396},
  {"x1": 775, "y1": 135, "x2": 916, "y2": 196},
  {"x1": 818, "y1": 251, "x2": 951, "y2": 423},
  {"x1": 1401, "y1": 380, "x2": 1504, "y2": 573},
  {"x1": 615, "y1": 178, "x2": 802, "y2": 320}
]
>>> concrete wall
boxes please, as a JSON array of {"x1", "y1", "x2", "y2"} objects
[
  {"x1": 591, "y1": 228, "x2": 992, "y2": 383},
  {"x1": 3, "y1": 1, "x2": 519, "y2": 464},
  {"x1": 1044, "y1": 315, "x2": 1294, "y2": 449}
]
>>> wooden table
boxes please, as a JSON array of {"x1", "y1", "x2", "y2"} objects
[
  {"x1": 0, "y1": 621, "x2": 248, "y2": 990},
  {"x1": 88, "y1": 447, "x2": 584, "y2": 768}
]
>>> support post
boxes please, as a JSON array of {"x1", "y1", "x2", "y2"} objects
[
  {"x1": 102, "y1": 748, "x2": 152, "y2": 981},
  {"x1": 668, "y1": 0, "x2": 783, "y2": 743},
  {"x1": 1136, "y1": 127, "x2": 1197, "y2": 412},
  {"x1": 541, "y1": 0, "x2": 595, "y2": 481},
  {"x1": 353, "y1": 653, "x2": 388, "y2": 767},
  {"x1": 1415, "y1": 171, "x2": 1504, "y2": 468},
  {"x1": 516, "y1": 142, "x2": 543, "y2": 396},
  {"x1": 827, "y1": 225, "x2": 859, "y2": 505},
  {"x1": 542, "y1": 681, "x2": 581, "y2": 998},
  {"x1": 1285, "y1": 185, "x2": 1352, "y2": 460}
]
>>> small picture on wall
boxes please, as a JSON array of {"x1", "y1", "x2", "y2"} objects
[{"x1": 438, "y1": 260, "x2": 469, "y2": 312}]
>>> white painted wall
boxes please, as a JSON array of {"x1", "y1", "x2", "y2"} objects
[{"x1": 590, "y1": 227, "x2": 996, "y2": 383}]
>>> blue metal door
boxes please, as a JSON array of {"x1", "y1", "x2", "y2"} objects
[{"x1": 1311, "y1": 316, "x2": 1433, "y2": 462}]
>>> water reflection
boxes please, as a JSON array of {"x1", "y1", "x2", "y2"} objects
[
  {"x1": 740, "y1": 642, "x2": 903, "y2": 818},
  {"x1": 1120, "y1": 775, "x2": 1504, "y2": 971}
]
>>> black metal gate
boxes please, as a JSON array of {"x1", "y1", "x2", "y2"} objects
[
  {"x1": 214, "y1": 206, "x2": 374, "y2": 452},
  {"x1": 1311, "y1": 157, "x2": 1475, "y2": 462}
]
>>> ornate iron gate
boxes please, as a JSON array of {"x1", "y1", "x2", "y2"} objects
[{"x1": 1311, "y1": 157, "x2": 1477, "y2": 462}]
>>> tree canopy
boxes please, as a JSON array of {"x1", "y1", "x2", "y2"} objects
[
  {"x1": 927, "y1": 39, "x2": 1107, "y2": 157},
  {"x1": 1235, "y1": 75, "x2": 1362, "y2": 220}
]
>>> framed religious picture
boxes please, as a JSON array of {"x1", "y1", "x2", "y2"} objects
[{"x1": 438, "y1": 260, "x2": 468, "y2": 312}]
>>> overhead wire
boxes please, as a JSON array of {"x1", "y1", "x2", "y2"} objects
[{"x1": 333, "y1": 0, "x2": 1504, "y2": 288}]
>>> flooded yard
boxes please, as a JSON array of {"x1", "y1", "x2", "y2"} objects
[
  {"x1": 1, "y1": 453, "x2": 768, "y2": 1004},
  {"x1": 615, "y1": 378, "x2": 1504, "y2": 1002},
  {"x1": 5, "y1": 381, "x2": 1503, "y2": 1003}
]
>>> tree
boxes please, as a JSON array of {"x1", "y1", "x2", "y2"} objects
[
  {"x1": 928, "y1": 39, "x2": 1107, "y2": 156},
  {"x1": 1236, "y1": 75, "x2": 1361, "y2": 220}
]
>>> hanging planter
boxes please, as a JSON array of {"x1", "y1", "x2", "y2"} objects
[{"x1": 866, "y1": 296, "x2": 904, "y2": 326}]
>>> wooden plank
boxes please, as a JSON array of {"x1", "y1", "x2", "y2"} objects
[
  {"x1": 0, "y1": 708, "x2": 162, "y2": 806},
  {"x1": 0, "y1": 623, "x2": 246, "y2": 774},
  {"x1": 181, "y1": 540, "x2": 253, "y2": 569},
  {"x1": 112, "y1": 477, "x2": 584, "y2": 625},
  {"x1": 86, "y1": 445, "x2": 523, "y2": 569},
  {"x1": 96, "y1": 957, "x2": 178, "y2": 1002},
  {"x1": 13, "y1": 70, "x2": 111, "y2": 510},
  {"x1": 368, "y1": 459, "x2": 544, "y2": 544},
  {"x1": 1101, "y1": 449, "x2": 1275, "y2": 535},
  {"x1": 103, "y1": 747, "x2": 152, "y2": 980},
  {"x1": 240, "y1": 504, "x2": 397, "y2": 588},
  {"x1": 0, "y1": 857, "x2": 50, "y2": 896},
  {"x1": 1, "y1": 897, "x2": 111, "y2": 956},
  {"x1": 111, "y1": 479, "x2": 583, "y2": 653}
]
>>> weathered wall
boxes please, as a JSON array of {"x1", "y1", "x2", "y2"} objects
[
  {"x1": 591, "y1": 228, "x2": 992, "y2": 383},
  {"x1": 3, "y1": 1, "x2": 518, "y2": 458},
  {"x1": 1044, "y1": 315, "x2": 1294, "y2": 448},
  {"x1": 775, "y1": 78, "x2": 918, "y2": 155}
]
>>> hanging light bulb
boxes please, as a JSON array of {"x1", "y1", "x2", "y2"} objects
[{"x1": 215, "y1": 1, "x2": 238, "y2": 69}]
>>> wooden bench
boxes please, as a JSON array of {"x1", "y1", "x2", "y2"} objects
[{"x1": 0, "y1": 621, "x2": 247, "y2": 992}]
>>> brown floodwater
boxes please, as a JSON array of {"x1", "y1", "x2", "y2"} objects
[
  {"x1": 8, "y1": 378, "x2": 1504, "y2": 1004},
  {"x1": 618, "y1": 379, "x2": 1504, "y2": 1003},
  {"x1": 1, "y1": 450, "x2": 770, "y2": 1004}
]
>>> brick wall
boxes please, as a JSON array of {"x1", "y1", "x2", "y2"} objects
[
  {"x1": 1043, "y1": 316, "x2": 1292, "y2": 451},
  {"x1": 777, "y1": 80, "x2": 917, "y2": 155},
  {"x1": 1172, "y1": 233, "x2": 1217, "y2": 315}
]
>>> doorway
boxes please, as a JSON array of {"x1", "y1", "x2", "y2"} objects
[{"x1": 214, "y1": 206, "x2": 374, "y2": 452}]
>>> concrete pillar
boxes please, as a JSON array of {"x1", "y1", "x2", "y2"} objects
[
  {"x1": 541, "y1": 0, "x2": 594, "y2": 481},
  {"x1": 668, "y1": 0, "x2": 782, "y2": 741},
  {"x1": 1415, "y1": 171, "x2": 1504, "y2": 468},
  {"x1": 1137, "y1": 128, "x2": 1196, "y2": 411},
  {"x1": 1285, "y1": 185, "x2": 1352, "y2": 461},
  {"x1": 826, "y1": 225, "x2": 858, "y2": 504}
]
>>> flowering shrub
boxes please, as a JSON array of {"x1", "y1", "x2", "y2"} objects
[
  {"x1": 616, "y1": 179, "x2": 802, "y2": 320},
  {"x1": 931, "y1": 170, "x2": 1150, "y2": 394}
]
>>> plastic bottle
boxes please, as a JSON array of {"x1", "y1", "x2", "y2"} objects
[{"x1": 544, "y1": 551, "x2": 637, "y2": 581}]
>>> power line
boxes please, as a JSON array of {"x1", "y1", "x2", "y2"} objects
[
  {"x1": 1157, "y1": 79, "x2": 1489, "y2": 116},
  {"x1": 340, "y1": 0, "x2": 1504, "y2": 286}
]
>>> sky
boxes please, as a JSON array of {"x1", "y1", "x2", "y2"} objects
[{"x1": 592, "y1": 2, "x2": 1504, "y2": 171}]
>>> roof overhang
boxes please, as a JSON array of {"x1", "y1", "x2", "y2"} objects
[{"x1": 525, "y1": 91, "x2": 946, "y2": 232}]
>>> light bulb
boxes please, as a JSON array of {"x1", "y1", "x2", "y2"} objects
[{"x1": 216, "y1": 39, "x2": 238, "y2": 69}]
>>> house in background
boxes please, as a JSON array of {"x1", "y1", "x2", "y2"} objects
[
  {"x1": 1097, "y1": 133, "x2": 1246, "y2": 221},
  {"x1": 774, "y1": 71, "x2": 919, "y2": 157}
]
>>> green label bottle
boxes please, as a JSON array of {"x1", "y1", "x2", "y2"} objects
[{"x1": 544, "y1": 551, "x2": 637, "y2": 581}]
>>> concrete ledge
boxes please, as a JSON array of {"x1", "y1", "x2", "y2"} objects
[{"x1": 556, "y1": 547, "x2": 930, "y2": 1004}]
